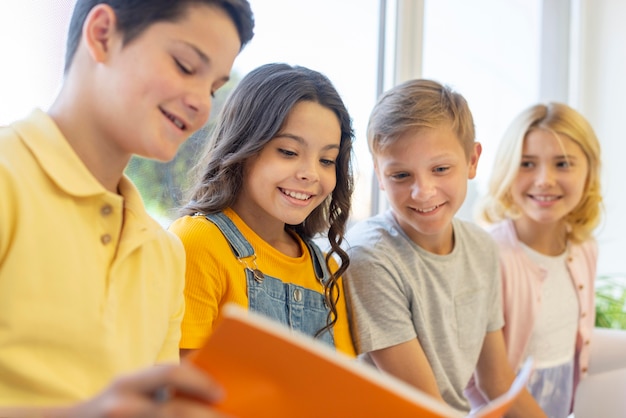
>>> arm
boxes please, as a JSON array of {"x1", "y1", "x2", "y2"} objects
[
  {"x1": 344, "y1": 239, "x2": 443, "y2": 399},
  {"x1": 475, "y1": 330, "x2": 546, "y2": 418},
  {"x1": 0, "y1": 363, "x2": 227, "y2": 418},
  {"x1": 369, "y1": 338, "x2": 445, "y2": 402},
  {"x1": 169, "y1": 217, "x2": 228, "y2": 352},
  {"x1": 180, "y1": 348, "x2": 196, "y2": 359},
  {"x1": 156, "y1": 237, "x2": 187, "y2": 364}
]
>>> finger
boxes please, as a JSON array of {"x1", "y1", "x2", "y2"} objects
[
  {"x1": 114, "y1": 364, "x2": 225, "y2": 404},
  {"x1": 157, "y1": 397, "x2": 233, "y2": 418},
  {"x1": 167, "y1": 363, "x2": 225, "y2": 404}
]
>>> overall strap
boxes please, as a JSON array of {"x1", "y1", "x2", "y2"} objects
[
  {"x1": 203, "y1": 212, "x2": 254, "y2": 259},
  {"x1": 304, "y1": 239, "x2": 330, "y2": 285},
  {"x1": 204, "y1": 211, "x2": 329, "y2": 285}
]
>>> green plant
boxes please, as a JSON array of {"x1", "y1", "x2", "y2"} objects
[{"x1": 595, "y1": 274, "x2": 626, "y2": 330}]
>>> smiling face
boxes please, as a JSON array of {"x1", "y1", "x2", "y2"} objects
[
  {"x1": 511, "y1": 128, "x2": 589, "y2": 236},
  {"x1": 95, "y1": 4, "x2": 241, "y2": 162},
  {"x1": 374, "y1": 125, "x2": 481, "y2": 254},
  {"x1": 233, "y1": 100, "x2": 341, "y2": 238}
]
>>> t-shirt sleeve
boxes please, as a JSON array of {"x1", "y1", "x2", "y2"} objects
[
  {"x1": 344, "y1": 244, "x2": 417, "y2": 354},
  {"x1": 169, "y1": 216, "x2": 225, "y2": 349}
]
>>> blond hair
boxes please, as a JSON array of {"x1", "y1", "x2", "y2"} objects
[
  {"x1": 478, "y1": 102, "x2": 602, "y2": 243},
  {"x1": 367, "y1": 79, "x2": 475, "y2": 157}
]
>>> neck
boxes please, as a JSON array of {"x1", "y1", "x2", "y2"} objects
[
  {"x1": 513, "y1": 218, "x2": 568, "y2": 256},
  {"x1": 229, "y1": 204, "x2": 302, "y2": 258},
  {"x1": 48, "y1": 86, "x2": 129, "y2": 194}
]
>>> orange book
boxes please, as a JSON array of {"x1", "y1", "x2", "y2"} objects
[{"x1": 187, "y1": 304, "x2": 533, "y2": 418}]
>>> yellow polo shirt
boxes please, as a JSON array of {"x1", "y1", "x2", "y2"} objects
[
  {"x1": 170, "y1": 208, "x2": 355, "y2": 357},
  {"x1": 0, "y1": 110, "x2": 186, "y2": 406}
]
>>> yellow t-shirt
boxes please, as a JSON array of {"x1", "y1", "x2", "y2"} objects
[
  {"x1": 170, "y1": 208, "x2": 355, "y2": 357},
  {"x1": 0, "y1": 110, "x2": 185, "y2": 405}
]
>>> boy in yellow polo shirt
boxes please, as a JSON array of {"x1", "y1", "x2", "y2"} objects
[{"x1": 0, "y1": 0, "x2": 253, "y2": 416}]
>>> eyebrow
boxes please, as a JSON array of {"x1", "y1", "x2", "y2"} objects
[
  {"x1": 182, "y1": 41, "x2": 231, "y2": 84},
  {"x1": 521, "y1": 154, "x2": 579, "y2": 159},
  {"x1": 184, "y1": 41, "x2": 210, "y2": 64},
  {"x1": 275, "y1": 133, "x2": 340, "y2": 151}
]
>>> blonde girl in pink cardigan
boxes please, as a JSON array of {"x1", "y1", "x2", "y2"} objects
[{"x1": 473, "y1": 102, "x2": 603, "y2": 417}]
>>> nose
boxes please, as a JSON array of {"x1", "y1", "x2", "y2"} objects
[
  {"x1": 411, "y1": 177, "x2": 436, "y2": 200},
  {"x1": 183, "y1": 89, "x2": 212, "y2": 128},
  {"x1": 535, "y1": 165, "x2": 556, "y2": 187},
  {"x1": 297, "y1": 158, "x2": 320, "y2": 182}
]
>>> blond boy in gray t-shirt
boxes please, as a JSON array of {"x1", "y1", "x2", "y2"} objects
[{"x1": 344, "y1": 79, "x2": 547, "y2": 417}]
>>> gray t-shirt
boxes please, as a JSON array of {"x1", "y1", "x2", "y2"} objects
[{"x1": 344, "y1": 211, "x2": 503, "y2": 412}]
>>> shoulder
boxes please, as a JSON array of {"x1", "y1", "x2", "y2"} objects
[
  {"x1": 453, "y1": 218, "x2": 498, "y2": 251},
  {"x1": 169, "y1": 214, "x2": 239, "y2": 285},
  {"x1": 169, "y1": 214, "x2": 228, "y2": 251},
  {"x1": 0, "y1": 119, "x2": 34, "y2": 181},
  {"x1": 0, "y1": 125, "x2": 21, "y2": 153},
  {"x1": 344, "y1": 215, "x2": 416, "y2": 287},
  {"x1": 574, "y1": 236, "x2": 598, "y2": 256},
  {"x1": 452, "y1": 220, "x2": 502, "y2": 282},
  {"x1": 480, "y1": 220, "x2": 524, "y2": 261},
  {"x1": 485, "y1": 219, "x2": 517, "y2": 244},
  {"x1": 345, "y1": 212, "x2": 404, "y2": 254},
  {"x1": 155, "y1": 228, "x2": 185, "y2": 259}
]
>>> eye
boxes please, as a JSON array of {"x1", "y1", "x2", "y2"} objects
[
  {"x1": 320, "y1": 158, "x2": 336, "y2": 167},
  {"x1": 278, "y1": 148, "x2": 297, "y2": 157},
  {"x1": 433, "y1": 166, "x2": 450, "y2": 174},
  {"x1": 557, "y1": 160, "x2": 571, "y2": 168},
  {"x1": 520, "y1": 160, "x2": 534, "y2": 168},
  {"x1": 390, "y1": 172, "x2": 409, "y2": 180},
  {"x1": 174, "y1": 58, "x2": 193, "y2": 75}
]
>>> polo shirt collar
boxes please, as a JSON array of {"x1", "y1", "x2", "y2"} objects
[
  {"x1": 13, "y1": 109, "x2": 105, "y2": 197},
  {"x1": 12, "y1": 109, "x2": 160, "y2": 231}
]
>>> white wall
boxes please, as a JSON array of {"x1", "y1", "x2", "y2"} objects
[{"x1": 576, "y1": 0, "x2": 626, "y2": 277}]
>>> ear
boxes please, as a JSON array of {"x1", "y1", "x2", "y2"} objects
[
  {"x1": 467, "y1": 142, "x2": 482, "y2": 180},
  {"x1": 82, "y1": 4, "x2": 119, "y2": 64},
  {"x1": 373, "y1": 158, "x2": 385, "y2": 191}
]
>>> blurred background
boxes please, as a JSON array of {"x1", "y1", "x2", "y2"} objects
[{"x1": 1, "y1": 0, "x2": 624, "y2": 328}]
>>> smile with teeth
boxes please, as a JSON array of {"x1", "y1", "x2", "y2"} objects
[
  {"x1": 280, "y1": 188, "x2": 312, "y2": 201},
  {"x1": 415, "y1": 203, "x2": 442, "y2": 213},
  {"x1": 530, "y1": 194, "x2": 560, "y2": 201},
  {"x1": 162, "y1": 109, "x2": 186, "y2": 130}
]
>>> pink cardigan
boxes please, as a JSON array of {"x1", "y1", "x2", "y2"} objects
[{"x1": 466, "y1": 219, "x2": 597, "y2": 410}]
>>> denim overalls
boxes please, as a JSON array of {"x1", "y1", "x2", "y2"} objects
[{"x1": 204, "y1": 212, "x2": 335, "y2": 349}]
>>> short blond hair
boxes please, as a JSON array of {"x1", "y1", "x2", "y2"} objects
[{"x1": 367, "y1": 79, "x2": 475, "y2": 157}]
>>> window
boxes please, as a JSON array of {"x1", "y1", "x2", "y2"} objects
[
  {"x1": 0, "y1": 2, "x2": 73, "y2": 125},
  {"x1": 2, "y1": 0, "x2": 624, "y2": 328},
  {"x1": 421, "y1": 0, "x2": 542, "y2": 219},
  {"x1": 233, "y1": 0, "x2": 380, "y2": 225}
]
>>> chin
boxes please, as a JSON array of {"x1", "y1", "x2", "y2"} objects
[{"x1": 148, "y1": 146, "x2": 180, "y2": 163}]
